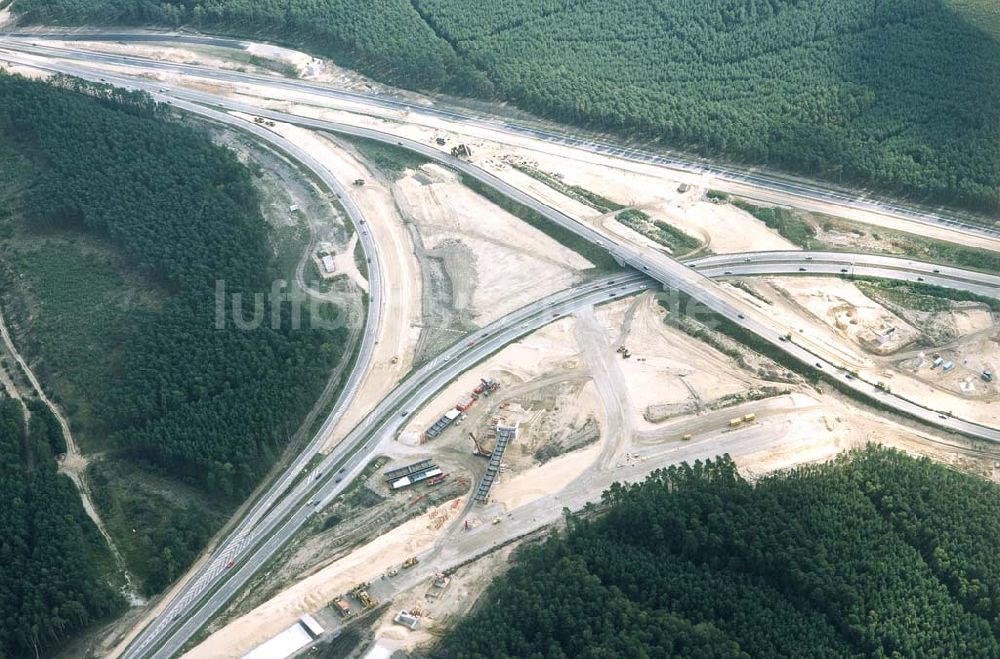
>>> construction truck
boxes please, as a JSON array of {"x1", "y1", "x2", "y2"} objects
[
  {"x1": 402, "y1": 556, "x2": 419, "y2": 569},
  {"x1": 728, "y1": 418, "x2": 743, "y2": 429},
  {"x1": 743, "y1": 413, "x2": 756, "y2": 423},
  {"x1": 451, "y1": 143, "x2": 472, "y2": 158},
  {"x1": 426, "y1": 473, "x2": 448, "y2": 487},
  {"x1": 333, "y1": 597, "x2": 352, "y2": 618}
]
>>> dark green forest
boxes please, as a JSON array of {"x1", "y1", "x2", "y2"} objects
[
  {"x1": 0, "y1": 395, "x2": 123, "y2": 658},
  {"x1": 13, "y1": 0, "x2": 1000, "y2": 213},
  {"x1": 437, "y1": 446, "x2": 1000, "y2": 657},
  {"x1": 0, "y1": 72, "x2": 346, "y2": 593}
]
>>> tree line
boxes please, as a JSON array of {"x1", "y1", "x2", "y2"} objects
[
  {"x1": 436, "y1": 446, "x2": 1000, "y2": 657},
  {"x1": 13, "y1": 0, "x2": 1000, "y2": 213}
]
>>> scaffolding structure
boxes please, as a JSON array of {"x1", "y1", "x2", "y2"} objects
[
  {"x1": 474, "y1": 423, "x2": 517, "y2": 503},
  {"x1": 384, "y1": 459, "x2": 434, "y2": 482}
]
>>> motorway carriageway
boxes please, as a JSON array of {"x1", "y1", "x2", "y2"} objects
[
  {"x1": 122, "y1": 79, "x2": 1000, "y2": 439},
  {"x1": 688, "y1": 252, "x2": 1000, "y2": 300},
  {"x1": 0, "y1": 52, "x2": 659, "y2": 659},
  {"x1": 1, "y1": 33, "x2": 998, "y2": 243}
]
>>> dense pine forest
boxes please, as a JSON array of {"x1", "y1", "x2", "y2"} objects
[
  {"x1": 0, "y1": 395, "x2": 124, "y2": 657},
  {"x1": 437, "y1": 447, "x2": 1000, "y2": 657},
  {"x1": 0, "y1": 73, "x2": 346, "y2": 595},
  {"x1": 13, "y1": 0, "x2": 1000, "y2": 213}
]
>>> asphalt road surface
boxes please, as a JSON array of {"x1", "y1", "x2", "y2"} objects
[{"x1": 689, "y1": 251, "x2": 1000, "y2": 299}]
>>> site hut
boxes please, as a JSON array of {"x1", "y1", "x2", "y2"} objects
[
  {"x1": 394, "y1": 610, "x2": 420, "y2": 630},
  {"x1": 321, "y1": 254, "x2": 336, "y2": 274},
  {"x1": 299, "y1": 614, "x2": 323, "y2": 639},
  {"x1": 241, "y1": 615, "x2": 324, "y2": 659}
]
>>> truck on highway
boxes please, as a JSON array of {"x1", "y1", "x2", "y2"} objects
[
  {"x1": 681, "y1": 433, "x2": 693, "y2": 441},
  {"x1": 728, "y1": 418, "x2": 743, "y2": 429},
  {"x1": 743, "y1": 413, "x2": 756, "y2": 422}
]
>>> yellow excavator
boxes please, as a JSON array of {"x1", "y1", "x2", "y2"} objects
[{"x1": 357, "y1": 590, "x2": 376, "y2": 610}]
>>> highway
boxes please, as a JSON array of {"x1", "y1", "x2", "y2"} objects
[
  {"x1": 2, "y1": 43, "x2": 998, "y2": 656},
  {"x1": 121, "y1": 105, "x2": 999, "y2": 658},
  {"x1": 689, "y1": 251, "x2": 1000, "y2": 300},
  {"x1": 0, "y1": 32, "x2": 997, "y2": 242}
]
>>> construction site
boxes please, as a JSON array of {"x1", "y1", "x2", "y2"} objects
[
  {"x1": 16, "y1": 34, "x2": 998, "y2": 659},
  {"x1": 724, "y1": 275, "x2": 1000, "y2": 426},
  {"x1": 184, "y1": 133, "x2": 1000, "y2": 659}
]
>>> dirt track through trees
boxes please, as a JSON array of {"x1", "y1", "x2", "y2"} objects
[{"x1": 0, "y1": 307, "x2": 143, "y2": 604}]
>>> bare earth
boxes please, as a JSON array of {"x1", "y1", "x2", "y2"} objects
[
  {"x1": 247, "y1": 120, "x2": 424, "y2": 450},
  {"x1": 395, "y1": 163, "x2": 592, "y2": 325},
  {"x1": 594, "y1": 293, "x2": 774, "y2": 430},
  {"x1": 183, "y1": 497, "x2": 466, "y2": 658},
  {"x1": 756, "y1": 276, "x2": 999, "y2": 426}
]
